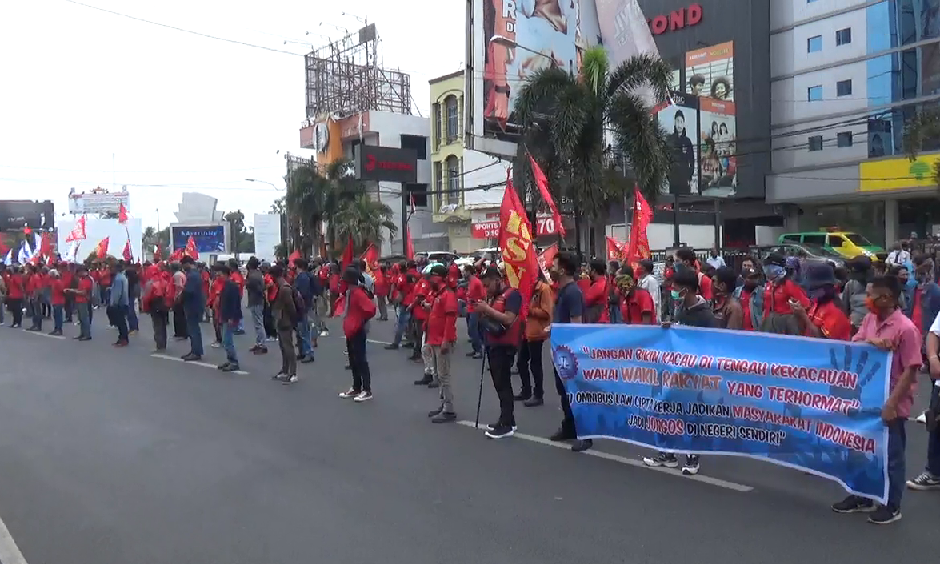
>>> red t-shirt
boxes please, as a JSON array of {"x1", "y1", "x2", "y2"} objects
[
  {"x1": 577, "y1": 278, "x2": 591, "y2": 295},
  {"x1": 584, "y1": 278, "x2": 610, "y2": 323},
  {"x1": 412, "y1": 279, "x2": 431, "y2": 321},
  {"x1": 25, "y1": 273, "x2": 38, "y2": 295},
  {"x1": 75, "y1": 277, "x2": 93, "y2": 304},
  {"x1": 7, "y1": 273, "x2": 24, "y2": 300},
  {"x1": 698, "y1": 272, "x2": 713, "y2": 301},
  {"x1": 264, "y1": 273, "x2": 277, "y2": 303},
  {"x1": 51, "y1": 279, "x2": 66, "y2": 306},
  {"x1": 466, "y1": 275, "x2": 485, "y2": 313},
  {"x1": 621, "y1": 288, "x2": 655, "y2": 325},
  {"x1": 807, "y1": 300, "x2": 852, "y2": 341},
  {"x1": 343, "y1": 286, "x2": 377, "y2": 337},
  {"x1": 763, "y1": 279, "x2": 810, "y2": 316},
  {"x1": 740, "y1": 289, "x2": 754, "y2": 331},
  {"x1": 426, "y1": 287, "x2": 459, "y2": 345}
]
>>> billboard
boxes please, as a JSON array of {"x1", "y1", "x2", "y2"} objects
[
  {"x1": 57, "y1": 218, "x2": 142, "y2": 261},
  {"x1": 470, "y1": 0, "x2": 602, "y2": 141},
  {"x1": 685, "y1": 41, "x2": 734, "y2": 101},
  {"x1": 471, "y1": 210, "x2": 562, "y2": 238},
  {"x1": 170, "y1": 224, "x2": 228, "y2": 254},
  {"x1": 354, "y1": 145, "x2": 418, "y2": 184},
  {"x1": 0, "y1": 200, "x2": 55, "y2": 231},
  {"x1": 253, "y1": 213, "x2": 282, "y2": 263},
  {"x1": 656, "y1": 93, "x2": 700, "y2": 196},
  {"x1": 68, "y1": 188, "x2": 129, "y2": 215},
  {"x1": 699, "y1": 97, "x2": 737, "y2": 197}
]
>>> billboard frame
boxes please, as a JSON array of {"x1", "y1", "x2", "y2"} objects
[{"x1": 169, "y1": 222, "x2": 231, "y2": 255}]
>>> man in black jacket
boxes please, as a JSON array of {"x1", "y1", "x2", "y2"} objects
[
  {"x1": 293, "y1": 258, "x2": 315, "y2": 363},
  {"x1": 217, "y1": 264, "x2": 242, "y2": 372}
]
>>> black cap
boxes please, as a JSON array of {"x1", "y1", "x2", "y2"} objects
[
  {"x1": 430, "y1": 264, "x2": 447, "y2": 277},
  {"x1": 803, "y1": 262, "x2": 837, "y2": 289},
  {"x1": 765, "y1": 252, "x2": 786, "y2": 268}
]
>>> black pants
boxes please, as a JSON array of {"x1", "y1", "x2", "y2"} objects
[
  {"x1": 173, "y1": 303, "x2": 188, "y2": 338},
  {"x1": 555, "y1": 367, "x2": 576, "y2": 435},
  {"x1": 263, "y1": 303, "x2": 277, "y2": 338},
  {"x1": 7, "y1": 298, "x2": 23, "y2": 326},
  {"x1": 65, "y1": 296, "x2": 74, "y2": 322},
  {"x1": 151, "y1": 311, "x2": 169, "y2": 350},
  {"x1": 277, "y1": 327, "x2": 297, "y2": 376},
  {"x1": 347, "y1": 329, "x2": 371, "y2": 392},
  {"x1": 516, "y1": 338, "x2": 545, "y2": 398},
  {"x1": 487, "y1": 345, "x2": 516, "y2": 427}
]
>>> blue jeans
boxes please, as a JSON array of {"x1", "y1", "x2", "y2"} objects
[
  {"x1": 248, "y1": 304, "x2": 265, "y2": 346},
  {"x1": 53, "y1": 305, "x2": 63, "y2": 332},
  {"x1": 467, "y1": 312, "x2": 483, "y2": 354},
  {"x1": 127, "y1": 297, "x2": 139, "y2": 331},
  {"x1": 297, "y1": 314, "x2": 312, "y2": 358},
  {"x1": 222, "y1": 322, "x2": 238, "y2": 365},
  {"x1": 885, "y1": 418, "x2": 907, "y2": 510},
  {"x1": 77, "y1": 302, "x2": 91, "y2": 338},
  {"x1": 393, "y1": 305, "x2": 410, "y2": 346},
  {"x1": 31, "y1": 298, "x2": 43, "y2": 329},
  {"x1": 185, "y1": 308, "x2": 204, "y2": 356},
  {"x1": 609, "y1": 304, "x2": 623, "y2": 324},
  {"x1": 925, "y1": 383, "x2": 940, "y2": 476}
]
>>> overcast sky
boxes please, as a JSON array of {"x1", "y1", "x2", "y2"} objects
[{"x1": 0, "y1": 0, "x2": 465, "y2": 230}]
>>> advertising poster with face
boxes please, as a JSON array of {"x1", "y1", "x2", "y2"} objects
[
  {"x1": 685, "y1": 41, "x2": 734, "y2": 101},
  {"x1": 867, "y1": 117, "x2": 893, "y2": 158},
  {"x1": 656, "y1": 92, "x2": 700, "y2": 196},
  {"x1": 699, "y1": 98, "x2": 737, "y2": 197}
]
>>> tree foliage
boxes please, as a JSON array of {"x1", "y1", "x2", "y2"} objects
[
  {"x1": 902, "y1": 107, "x2": 940, "y2": 185},
  {"x1": 224, "y1": 210, "x2": 254, "y2": 254},
  {"x1": 513, "y1": 47, "x2": 673, "y2": 217}
]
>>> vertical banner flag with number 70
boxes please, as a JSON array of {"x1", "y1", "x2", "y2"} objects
[
  {"x1": 498, "y1": 170, "x2": 539, "y2": 312},
  {"x1": 527, "y1": 153, "x2": 565, "y2": 237}
]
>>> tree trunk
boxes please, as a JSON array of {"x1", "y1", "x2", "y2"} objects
[
  {"x1": 573, "y1": 215, "x2": 583, "y2": 258},
  {"x1": 592, "y1": 208, "x2": 610, "y2": 260}
]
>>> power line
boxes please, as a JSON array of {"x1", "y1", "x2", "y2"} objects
[{"x1": 0, "y1": 164, "x2": 285, "y2": 173}]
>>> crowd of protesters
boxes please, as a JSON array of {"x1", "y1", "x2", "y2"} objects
[{"x1": 2, "y1": 239, "x2": 940, "y2": 526}]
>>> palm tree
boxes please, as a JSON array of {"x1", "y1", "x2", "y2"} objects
[
  {"x1": 286, "y1": 159, "x2": 367, "y2": 254},
  {"x1": 902, "y1": 107, "x2": 940, "y2": 184},
  {"x1": 332, "y1": 194, "x2": 398, "y2": 253},
  {"x1": 513, "y1": 47, "x2": 673, "y2": 256}
]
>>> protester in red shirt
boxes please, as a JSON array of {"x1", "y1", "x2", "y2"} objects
[
  {"x1": 461, "y1": 265, "x2": 486, "y2": 358},
  {"x1": 584, "y1": 259, "x2": 610, "y2": 323},
  {"x1": 49, "y1": 269, "x2": 66, "y2": 335},
  {"x1": 373, "y1": 264, "x2": 389, "y2": 321},
  {"x1": 339, "y1": 266, "x2": 377, "y2": 402},
  {"x1": 616, "y1": 266, "x2": 655, "y2": 325},
  {"x1": 761, "y1": 252, "x2": 810, "y2": 335},
  {"x1": 425, "y1": 264, "x2": 459, "y2": 422},
  {"x1": 412, "y1": 273, "x2": 436, "y2": 382},
  {"x1": 792, "y1": 263, "x2": 851, "y2": 341},
  {"x1": 676, "y1": 248, "x2": 713, "y2": 301},
  {"x1": 142, "y1": 262, "x2": 172, "y2": 351},
  {"x1": 209, "y1": 264, "x2": 226, "y2": 346},
  {"x1": 65, "y1": 266, "x2": 94, "y2": 340},
  {"x1": 6, "y1": 266, "x2": 25, "y2": 328}
]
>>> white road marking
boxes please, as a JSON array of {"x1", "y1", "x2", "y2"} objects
[
  {"x1": 367, "y1": 339, "x2": 392, "y2": 345},
  {"x1": 21, "y1": 330, "x2": 65, "y2": 340},
  {"x1": 151, "y1": 353, "x2": 249, "y2": 375},
  {"x1": 0, "y1": 511, "x2": 28, "y2": 564},
  {"x1": 456, "y1": 420, "x2": 754, "y2": 492}
]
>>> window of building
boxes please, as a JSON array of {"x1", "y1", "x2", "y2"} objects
[
  {"x1": 400, "y1": 134, "x2": 427, "y2": 160},
  {"x1": 434, "y1": 161, "x2": 443, "y2": 207},
  {"x1": 433, "y1": 103, "x2": 442, "y2": 150},
  {"x1": 445, "y1": 96, "x2": 459, "y2": 143},
  {"x1": 836, "y1": 28, "x2": 852, "y2": 46},
  {"x1": 808, "y1": 135, "x2": 824, "y2": 151},
  {"x1": 406, "y1": 183, "x2": 428, "y2": 208},
  {"x1": 807, "y1": 35, "x2": 823, "y2": 52},
  {"x1": 807, "y1": 85, "x2": 823, "y2": 101},
  {"x1": 445, "y1": 156, "x2": 460, "y2": 205},
  {"x1": 837, "y1": 131, "x2": 854, "y2": 147},
  {"x1": 836, "y1": 79, "x2": 852, "y2": 96}
]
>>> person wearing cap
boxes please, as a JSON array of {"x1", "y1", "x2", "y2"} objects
[
  {"x1": 841, "y1": 255, "x2": 873, "y2": 334},
  {"x1": 338, "y1": 266, "x2": 377, "y2": 402},
  {"x1": 475, "y1": 264, "x2": 523, "y2": 439},
  {"x1": 616, "y1": 266, "x2": 654, "y2": 325},
  {"x1": 760, "y1": 252, "x2": 809, "y2": 335},
  {"x1": 426, "y1": 264, "x2": 459, "y2": 422},
  {"x1": 791, "y1": 263, "x2": 851, "y2": 341}
]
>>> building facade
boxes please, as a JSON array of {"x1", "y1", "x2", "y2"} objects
[
  {"x1": 429, "y1": 70, "x2": 507, "y2": 253},
  {"x1": 299, "y1": 111, "x2": 441, "y2": 256},
  {"x1": 768, "y1": 0, "x2": 940, "y2": 246}
]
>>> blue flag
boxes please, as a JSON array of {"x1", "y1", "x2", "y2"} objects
[{"x1": 551, "y1": 324, "x2": 891, "y2": 502}]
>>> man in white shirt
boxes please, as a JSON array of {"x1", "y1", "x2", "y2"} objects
[
  {"x1": 706, "y1": 248, "x2": 725, "y2": 270},
  {"x1": 887, "y1": 241, "x2": 911, "y2": 266},
  {"x1": 637, "y1": 259, "x2": 662, "y2": 322}
]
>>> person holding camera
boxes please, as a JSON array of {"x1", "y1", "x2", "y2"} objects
[{"x1": 474, "y1": 265, "x2": 523, "y2": 439}]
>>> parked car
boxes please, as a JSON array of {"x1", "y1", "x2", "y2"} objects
[
  {"x1": 752, "y1": 243, "x2": 846, "y2": 268},
  {"x1": 777, "y1": 229, "x2": 880, "y2": 258}
]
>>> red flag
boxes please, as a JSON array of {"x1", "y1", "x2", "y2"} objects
[
  {"x1": 361, "y1": 243, "x2": 379, "y2": 274},
  {"x1": 122, "y1": 239, "x2": 133, "y2": 262},
  {"x1": 527, "y1": 153, "x2": 566, "y2": 237},
  {"x1": 404, "y1": 226, "x2": 415, "y2": 260},
  {"x1": 95, "y1": 237, "x2": 110, "y2": 259},
  {"x1": 154, "y1": 245, "x2": 163, "y2": 262},
  {"x1": 606, "y1": 236, "x2": 626, "y2": 261},
  {"x1": 537, "y1": 243, "x2": 559, "y2": 280},
  {"x1": 39, "y1": 232, "x2": 52, "y2": 259},
  {"x1": 341, "y1": 234, "x2": 355, "y2": 268},
  {"x1": 409, "y1": 194, "x2": 416, "y2": 216},
  {"x1": 170, "y1": 248, "x2": 184, "y2": 261},
  {"x1": 66, "y1": 215, "x2": 87, "y2": 242},
  {"x1": 498, "y1": 171, "x2": 539, "y2": 311},
  {"x1": 0, "y1": 240, "x2": 8, "y2": 257},
  {"x1": 626, "y1": 187, "x2": 653, "y2": 267},
  {"x1": 288, "y1": 249, "x2": 302, "y2": 263},
  {"x1": 118, "y1": 203, "x2": 129, "y2": 224},
  {"x1": 184, "y1": 236, "x2": 199, "y2": 260}
]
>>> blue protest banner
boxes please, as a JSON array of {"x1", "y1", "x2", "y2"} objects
[{"x1": 550, "y1": 324, "x2": 891, "y2": 502}]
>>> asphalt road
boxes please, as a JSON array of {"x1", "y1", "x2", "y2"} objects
[{"x1": 0, "y1": 308, "x2": 938, "y2": 564}]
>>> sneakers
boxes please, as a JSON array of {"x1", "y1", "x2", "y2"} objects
[
  {"x1": 915, "y1": 411, "x2": 928, "y2": 424},
  {"x1": 867, "y1": 506, "x2": 902, "y2": 525},
  {"x1": 353, "y1": 391, "x2": 373, "y2": 402},
  {"x1": 548, "y1": 427, "x2": 576, "y2": 442},
  {"x1": 300, "y1": 355, "x2": 315, "y2": 364},
  {"x1": 339, "y1": 387, "x2": 360, "y2": 399},
  {"x1": 643, "y1": 453, "x2": 679, "y2": 468},
  {"x1": 513, "y1": 390, "x2": 531, "y2": 402},
  {"x1": 218, "y1": 362, "x2": 240, "y2": 372},
  {"x1": 281, "y1": 375, "x2": 299, "y2": 385},
  {"x1": 210, "y1": 341, "x2": 222, "y2": 348},
  {"x1": 906, "y1": 471, "x2": 940, "y2": 490},
  {"x1": 682, "y1": 455, "x2": 700, "y2": 475},
  {"x1": 571, "y1": 439, "x2": 593, "y2": 453},
  {"x1": 523, "y1": 396, "x2": 544, "y2": 407},
  {"x1": 384, "y1": 343, "x2": 399, "y2": 350},
  {"x1": 831, "y1": 495, "x2": 876, "y2": 513},
  {"x1": 181, "y1": 353, "x2": 201, "y2": 361},
  {"x1": 253, "y1": 346, "x2": 268, "y2": 355},
  {"x1": 413, "y1": 374, "x2": 433, "y2": 386},
  {"x1": 431, "y1": 411, "x2": 456, "y2": 423},
  {"x1": 485, "y1": 425, "x2": 515, "y2": 439},
  {"x1": 485, "y1": 422, "x2": 518, "y2": 432},
  {"x1": 272, "y1": 373, "x2": 286, "y2": 381}
]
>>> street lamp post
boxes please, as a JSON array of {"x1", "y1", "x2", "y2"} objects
[{"x1": 245, "y1": 178, "x2": 281, "y2": 191}]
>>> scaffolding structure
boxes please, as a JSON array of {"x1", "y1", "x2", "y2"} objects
[{"x1": 304, "y1": 23, "x2": 411, "y2": 119}]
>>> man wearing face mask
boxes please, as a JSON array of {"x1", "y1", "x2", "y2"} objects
[
  {"x1": 426, "y1": 265, "x2": 459, "y2": 423},
  {"x1": 790, "y1": 263, "x2": 851, "y2": 341},
  {"x1": 760, "y1": 252, "x2": 809, "y2": 335},
  {"x1": 841, "y1": 255, "x2": 872, "y2": 334},
  {"x1": 644, "y1": 268, "x2": 716, "y2": 474},
  {"x1": 711, "y1": 267, "x2": 744, "y2": 330},
  {"x1": 909, "y1": 256, "x2": 940, "y2": 341},
  {"x1": 676, "y1": 248, "x2": 712, "y2": 302},
  {"x1": 734, "y1": 265, "x2": 764, "y2": 331}
]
